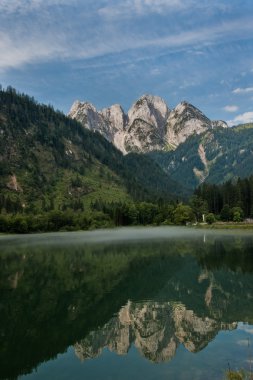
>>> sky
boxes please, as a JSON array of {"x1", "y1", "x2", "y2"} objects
[{"x1": 1, "y1": 0, "x2": 253, "y2": 126}]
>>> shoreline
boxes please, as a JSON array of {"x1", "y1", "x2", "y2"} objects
[
  {"x1": 1, "y1": 222, "x2": 253, "y2": 236},
  {"x1": 196, "y1": 222, "x2": 253, "y2": 229}
]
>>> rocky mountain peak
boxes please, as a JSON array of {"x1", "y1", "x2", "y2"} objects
[
  {"x1": 173, "y1": 101, "x2": 209, "y2": 121},
  {"x1": 68, "y1": 100, "x2": 101, "y2": 131},
  {"x1": 123, "y1": 95, "x2": 170, "y2": 153},
  {"x1": 69, "y1": 100, "x2": 97, "y2": 118},
  {"x1": 165, "y1": 102, "x2": 217, "y2": 149},
  {"x1": 128, "y1": 94, "x2": 170, "y2": 129}
]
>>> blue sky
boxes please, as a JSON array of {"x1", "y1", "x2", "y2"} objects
[{"x1": 1, "y1": 0, "x2": 253, "y2": 125}]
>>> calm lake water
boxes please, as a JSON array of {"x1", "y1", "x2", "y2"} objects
[{"x1": 1, "y1": 227, "x2": 253, "y2": 380}]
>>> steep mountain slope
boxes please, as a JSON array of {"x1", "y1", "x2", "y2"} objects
[
  {"x1": 0, "y1": 87, "x2": 184, "y2": 213},
  {"x1": 165, "y1": 101, "x2": 227, "y2": 149},
  {"x1": 124, "y1": 95, "x2": 169, "y2": 153},
  {"x1": 150, "y1": 124, "x2": 253, "y2": 189},
  {"x1": 69, "y1": 95, "x2": 227, "y2": 154},
  {"x1": 69, "y1": 101, "x2": 127, "y2": 153}
]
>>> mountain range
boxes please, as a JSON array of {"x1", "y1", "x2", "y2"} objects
[
  {"x1": 69, "y1": 94, "x2": 227, "y2": 154},
  {"x1": 69, "y1": 94, "x2": 253, "y2": 189}
]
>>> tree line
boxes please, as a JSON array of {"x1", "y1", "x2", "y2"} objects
[
  {"x1": 195, "y1": 176, "x2": 253, "y2": 222},
  {"x1": 0, "y1": 200, "x2": 199, "y2": 233}
]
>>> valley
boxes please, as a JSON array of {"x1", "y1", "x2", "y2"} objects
[{"x1": 1, "y1": 87, "x2": 253, "y2": 233}]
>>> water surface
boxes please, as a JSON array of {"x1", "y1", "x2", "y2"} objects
[{"x1": 1, "y1": 227, "x2": 253, "y2": 380}]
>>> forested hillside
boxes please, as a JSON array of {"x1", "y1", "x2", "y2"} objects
[
  {"x1": 150, "y1": 125, "x2": 253, "y2": 189},
  {"x1": 0, "y1": 87, "x2": 184, "y2": 220}
]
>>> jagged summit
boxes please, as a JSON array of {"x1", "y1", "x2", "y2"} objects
[
  {"x1": 69, "y1": 95, "x2": 227, "y2": 154},
  {"x1": 165, "y1": 101, "x2": 215, "y2": 149},
  {"x1": 125, "y1": 94, "x2": 170, "y2": 153},
  {"x1": 128, "y1": 94, "x2": 170, "y2": 127}
]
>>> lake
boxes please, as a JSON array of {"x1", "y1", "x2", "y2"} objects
[{"x1": 1, "y1": 227, "x2": 253, "y2": 380}]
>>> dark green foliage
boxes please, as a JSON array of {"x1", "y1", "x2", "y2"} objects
[
  {"x1": 189, "y1": 195, "x2": 208, "y2": 222},
  {"x1": 150, "y1": 125, "x2": 253, "y2": 190},
  {"x1": 0, "y1": 86, "x2": 185, "y2": 219},
  {"x1": 90, "y1": 199, "x2": 184, "y2": 227},
  {"x1": 205, "y1": 213, "x2": 216, "y2": 224},
  {"x1": 220, "y1": 204, "x2": 231, "y2": 221},
  {"x1": 231, "y1": 207, "x2": 244, "y2": 222},
  {"x1": 150, "y1": 134, "x2": 205, "y2": 189},
  {"x1": 195, "y1": 176, "x2": 253, "y2": 219},
  {"x1": 123, "y1": 153, "x2": 187, "y2": 201},
  {"x1": 173, "y1": 204, "x2": 195, "y2": 225},
  {"x1": 0, "y1": 199, "x2": 194, "y2": 233}
]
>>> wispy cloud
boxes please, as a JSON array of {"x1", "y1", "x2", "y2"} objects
[
  {"x1": 0, "y1": 30, "x2": 67, "y2": 72},
  {"x1": 1, "y1": 12, "x2": 253, "y2": 72},
  {"x1": 227, "y1": 111, "x2": 253, "y2": 126},
  {"x1": 150, "y1": 68, "x2": 161, "y2": 75},
  {"x1": 233, "y1": 87, "x2": 253, "y2": 94},
  {"x1": 98, "y1": 0, "x2": 230, "y2": 19},
  {"x1": 223, "y1": 105, "x2": 239, "y2": 112},
  {"x1": 0, "y1": 0, "x2": 74, "y2": 14},
  {"x1": 98, "y1": 0, "x2": 189, "y2": 18}
]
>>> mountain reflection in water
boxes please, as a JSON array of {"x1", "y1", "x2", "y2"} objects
[
  {"x1": 1, "y1": 227, "x2": 253, "y2": 379},
  {"x1": 75, "y1": 300, "x2": 236, "y2": 363}
]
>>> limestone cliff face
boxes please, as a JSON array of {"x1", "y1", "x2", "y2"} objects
[
  {"x1": 69, "y1": 101, "x2": 109, "y2": 137},
  {"x1": 165, "y1": 102, "x2": 227, "y2": 149},
  {"x1": 69, "y1": 101, "x2": 128, "y2": 152},
  {"x1": 74, "y1": 300, "x2": 236, "y2": 364},
  {"x1": 69, "y1": 96, "x2": 227, "y2": 154},
  {"x1": 124, "y1": 95, "x2": 170, "y2": 153},
  {"x1": 100, "y1": 104, "x2": 128, "y2": 154}
]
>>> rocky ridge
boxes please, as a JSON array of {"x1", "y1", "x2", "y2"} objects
[{"x1": 69, "y1": 95, "x2": 227, "y2": 154}]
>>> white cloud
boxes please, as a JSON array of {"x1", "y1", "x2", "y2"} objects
[
  {"x1": 98, "y1": 0, "x2": 188, "y2": 18},
  {"x1": 179, "y1": 79, "x2": 198, "y2": 89},
  {"x1": 223, "y1": 105, "x2": 238, "y2": 112},
  {"x1": 227, "y1": 111, "x2": 253, "y2": 126},
  {"x1": 98, "y1": 0, "x2": 229, "y2": 19},
  {"x1": 150, "y1": 68, "x2": 161, "y2": 75},
  {"x1": 232, "y1": 87, "x2": 253, "y2": 94},
  {"x1": 0, "y1": 0, "x2": 73, "y2": 14},
  {"x1": 0, "y1": 30, "x2": 67, "y2": 72}
]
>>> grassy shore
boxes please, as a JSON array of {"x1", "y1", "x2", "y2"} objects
[{"x1": 198, "y1": 222, "x2": 253, "y2": 230}]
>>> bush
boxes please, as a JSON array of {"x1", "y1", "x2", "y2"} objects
[
  {"x1": 173, "y1": 204, "x2": 195, "y2": 225},
  {"x1": 206, "y1": 213, "x2": 216, "y2": 224}
]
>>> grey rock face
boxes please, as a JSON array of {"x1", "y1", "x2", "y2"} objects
[
  {"x1": 165, "y1": 102, "x2": 227, "y2": 149},
  {"x1": 69, "y1": 101, "x2": 109, "y2": 138},
  {"x1": 124, "y1": 94, "x2": 170, "y2": 153},
  {"x1": 69, "y1": 97, "x2": 227, "y2": 154}
]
